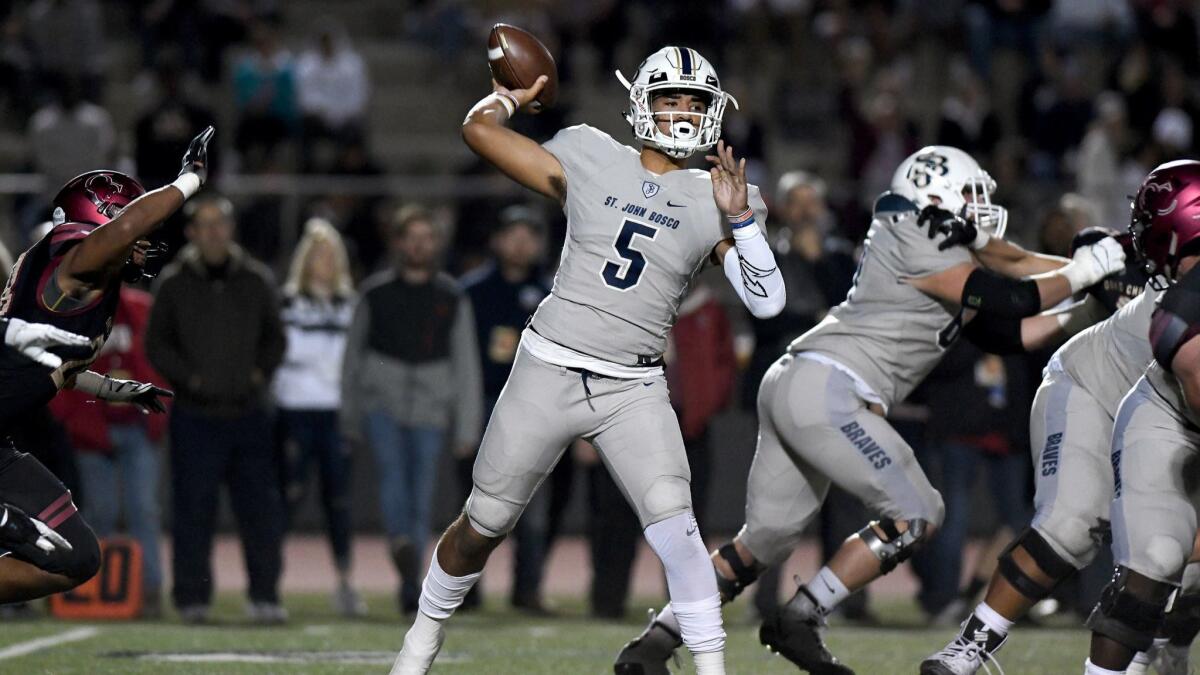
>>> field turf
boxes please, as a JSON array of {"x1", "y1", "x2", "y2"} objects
[{"x1": 0, "y1": 592, "x2": 1116, "y2": 674}]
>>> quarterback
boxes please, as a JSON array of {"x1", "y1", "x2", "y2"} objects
[{"x1": 391, "y1": 47, "x2": 785, "y2": 675}]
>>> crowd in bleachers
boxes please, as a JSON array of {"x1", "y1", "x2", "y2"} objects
[{"x1": 1, "y1": 0, "x2": 1199, "y2": 625}]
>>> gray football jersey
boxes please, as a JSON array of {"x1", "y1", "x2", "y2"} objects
[
  {"x1": 1142, "y1": 361, "x2": 1200, "y2": 428},
  {"x1": 1057, "y1": 285, "x2": 1161, "y2": 419},
  {"x1": 789, "y1": 204, "x2": 972, "y2": 409},
  {"x1": 532, "y1": 124, "x2": 766, "y2": 365}
]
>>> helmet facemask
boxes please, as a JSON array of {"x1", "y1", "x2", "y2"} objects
[
  {"x1": 616, "y1": 47, "x2": 738, "y2": 160},
  {"x1": 961, "y1": 173, "x2": 1007, "y2": 239}
]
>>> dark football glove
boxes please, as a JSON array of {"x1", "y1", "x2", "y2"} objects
[
  {"x1": 917, "y1": 204, "x2": 978, "y2": 251},
  {"x1": 99, "y1": 377, "x2": 174, "y2": 414},
  {"x1": 0, "y1": 502, "x2": 72, "y2": 558},
  {"x1": 180, "y1": 125, "x2": 215, "y2": 185}
]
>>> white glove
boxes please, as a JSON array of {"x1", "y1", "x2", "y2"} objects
[
  {"x1": 2, "y1": 317, "x2": 90, "y2": 369},
  {"x1": 1058, "y1": 237, "x2": 1126, "y2": 293}
]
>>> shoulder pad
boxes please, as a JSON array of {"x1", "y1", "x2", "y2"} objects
[
  {"x1": 1151, "y1": 267, "x2": 1200, "y2": 372},
  {"x1": 873, "y1": 192, "x2": 917, "y2": 217}
]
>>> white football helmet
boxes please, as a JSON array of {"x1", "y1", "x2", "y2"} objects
[
  {"x1": 615, "y1": 47, "x2": 738, "y2": 159},
  {"x1": 890, "y1": 146, "x2": 1008, "y2": 238}
]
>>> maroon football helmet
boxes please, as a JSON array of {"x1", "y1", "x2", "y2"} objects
[
  {"x1": 1130, "y1": 159, "x2": 1200, "y2": 287},
  {"x1": 52, "y1": 170, "x2": 146, "y2": 227}
]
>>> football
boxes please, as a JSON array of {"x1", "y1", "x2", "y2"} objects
[{"x1": 487, "y1": 23, "x2": 558, "y2": 111}]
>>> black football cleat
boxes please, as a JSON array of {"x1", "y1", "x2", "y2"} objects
[
  {"x1": 759, "y1": 585, "x2": 856, "y2": 675},
  {"x1": 614, "y1": 609, "x2": 683, "y2": 675}
]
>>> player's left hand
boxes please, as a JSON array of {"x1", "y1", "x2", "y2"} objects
[
  {"x1": 100, "y1": 377, "x2": 174, "y2": 414},
  {"x1": 2, "y1": 317, "x2": 91, "y2": 369},
  {"x1": 706, "y1": 140, "x2": 749, "y2": 218},
  {"x1": 180, "y1": 125, "x2": 215, "y2": 185},
  {"x1": 918, "y1": 205, "x2": 978, "y2": 251}
]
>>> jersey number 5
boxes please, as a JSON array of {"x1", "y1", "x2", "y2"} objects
[{"x1": 602, "y1": 219, "x2": 658, "y2": 290}]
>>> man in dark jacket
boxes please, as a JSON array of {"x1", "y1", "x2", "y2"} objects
[
  {"x1": 145, "y1": 193, "x2": 288, "y2": 624},
  {"x1": 460, "y1": 206, "x2": 552, "y2": 613}
]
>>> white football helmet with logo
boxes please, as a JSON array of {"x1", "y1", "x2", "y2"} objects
[
  {"x1": 615, "y1": 47, "x2": 738, "y2": 159},
  {"x1": 890, "y1": 145, "x2": 1008, "y2": 238}
]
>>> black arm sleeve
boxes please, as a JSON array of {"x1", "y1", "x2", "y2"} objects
[
  {"x1": 961, "y1": 312, "x2": 1026, "y2": 355},
  {"x1": 962, "y1": 267, "x2": 1042, "y2": 319}
]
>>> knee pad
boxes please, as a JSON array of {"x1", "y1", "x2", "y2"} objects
[
  {"x1": 464, "y1": 488, "x2": 520, "y2": 538},
  {"x1": 998, "y1": 527, "x2": 1078, "y2": 601},
  {"x1": 639, "y1": 476, "x2": 691, "y2": 528},
  {"x1": 714, "y1": 543, "x2": 760, "y2": 603},
  {"x1": 1086, "y1": 567, "x2": 1172, "y2": 653},
  {"x1": 34, "y1": 516, "x2": 100, "y2": 583},
  {"x1": 858, "y1": 518, "x2": 927, "y2": 575}
]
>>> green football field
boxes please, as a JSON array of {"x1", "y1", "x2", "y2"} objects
[{"x1": 0, "y1": 592, "x2": 1118, "y2": 674}]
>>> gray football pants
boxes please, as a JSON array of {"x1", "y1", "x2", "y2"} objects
[
  {"x1": 1110, "y1": 378, "x2": 1200, "y2": 585},
  {"x1": 1028, "y1": 367, "x2": 1116, "y2": 569},
  {"x1": 739, "y1": 354, "x2": 944, "y2": 566},
  {"x1": 466, "y1": 348, "x2": 691, "y2": 538}
]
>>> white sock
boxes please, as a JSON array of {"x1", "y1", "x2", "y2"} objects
[
  {"x1": 693, "y1": 649, "x2": 726, "y2": 675},
  {"x1": 1083, "y1": 658, "x2": 1127, "y2": 675},
  {"x1": 806, "y1": 566, "x2": 850, "y2": 615},
  {"x1": 644, "y1": 511, "x2": 726, "y2": 654},
  {"x1": 974, "y1": 602, "x2": 1015, "y2": 637},
  {"x1": 655, "y1": 603, "x2": 681, "y2": 635},
  {"x1": 417, "y1": 551, "x2": 482, "y2": 620}
]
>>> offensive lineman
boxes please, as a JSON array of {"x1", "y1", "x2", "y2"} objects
[
  {"x1": 921, "y1": 166, "x2": 1197, "y2": 675},
  {"x1": 616, "y1": 146, "x2": 1127, "y2": 674},
  {"x1": 1081, "y1": 160, "x2": 1200, "y2": 675},
  {"x1": 0, "y1": 127, "x2": 213, "y2": 603},
  {"x1": 391, "y1": 47, "x2": 785, "y2": 675}
]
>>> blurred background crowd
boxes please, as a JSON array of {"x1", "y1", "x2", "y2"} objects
[{"x1": 0, "y1": 0, "x2": 1195, "y2": 628}]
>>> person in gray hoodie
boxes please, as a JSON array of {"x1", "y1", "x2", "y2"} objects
[{"x1": 341, "y1": 205, "x2": 482, "y2": 613}]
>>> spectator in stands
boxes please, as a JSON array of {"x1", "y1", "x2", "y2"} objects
[
  {"x1": 233, "y1": 18, "x2": 296, "y2": 169},
  {"x1": 135, "y1": 54, "x2": 217, "y2": 188},
  {"x1": 667, "y1": 285, "x2": 735, "y2": 527},
  {"x1": 341, "y1": 205, "x2": 482, "y2": 614},
  {"x1": 936, "y1": 59, "x2": 1002, "y2": 160},
  {"x1": 145, "y1": 193, "x2": 288, "y2": 624},
  {"x1": 24, "y1": 0, "x2": 104, "y2": 100},
  {"x1": 460, "y1": 206, "x2": 551, "y2": 613},
  {"x1": 296, "y1": 22, "x2": 369, "y2": 172},
  {"x1": 49, "y1": 286, "x2": 167, "y2": 617},
  {"x1": 1077, "y1": 92, "x2": 1129, "y2": 230},
  {"x1": 273, "y1": 218, "x2": 363, "y2": 617},
  {"x1": 26, "y1": 75, "x2": 114, "y2": 231}
]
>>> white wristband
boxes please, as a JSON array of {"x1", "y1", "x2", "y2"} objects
[
  {"x1": 171, "y1": 173, "x2": 201, "y2": 200},
  {"x1": 492, "y1": 93, "x2": 517, "y2": 118}
]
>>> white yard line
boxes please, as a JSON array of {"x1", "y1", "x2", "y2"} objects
[{"x1": 0, "y1": 627, "x2": 100, "y2": 661}]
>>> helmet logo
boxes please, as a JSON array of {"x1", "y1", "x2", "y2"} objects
[
  {"x1": 642, "y1": 181, "x2": 661, "y2": 198},
  {"x1": 83, "y1": 173, "x2": 127, "y2": 218},
  {"x1": 907, "y1": 153, "x2": 949, "y2": 188},
  {"x1": 1144, "y1": 180, "x2": 1173, "y2": 194},
  {"x1": 1158, "y1": 200, "x2": 1178, "y2": 217}
]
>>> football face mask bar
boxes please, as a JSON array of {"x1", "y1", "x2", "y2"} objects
[{"x1": 616, "y1": 72, "x2": 738, "y2": 159}]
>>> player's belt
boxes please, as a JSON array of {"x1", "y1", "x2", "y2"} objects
[{"x1": 528, "y1": 324, "x2": 664, "y2": 369}]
